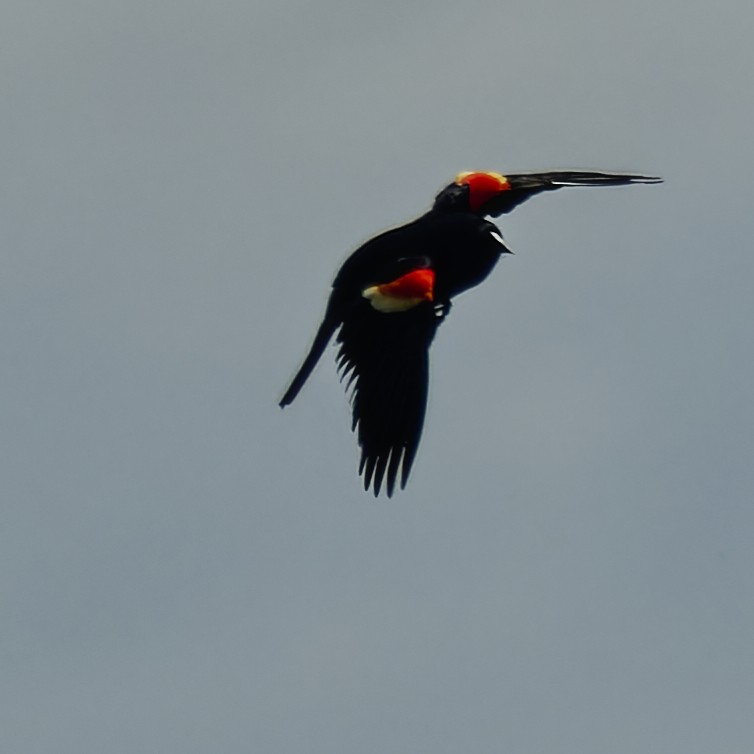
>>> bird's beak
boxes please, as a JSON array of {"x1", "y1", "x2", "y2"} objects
[{"x1": 490, "y1": 230, "x2": 514, "y2": 254}]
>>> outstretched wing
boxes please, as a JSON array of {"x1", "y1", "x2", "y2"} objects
[
  {"x1": 482, "y1": 171, "x2": 662, "y2": 216},
  {"x1": 336, "y1": 298, "x2": 440, "y2": 497}
]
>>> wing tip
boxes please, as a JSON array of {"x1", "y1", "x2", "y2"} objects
[
  {"x1": 549, "y1": 172, "x2": 663, "y2": 187},
  {"x1": 357, "y1": 444, "x2": 418, "y2": 499}
]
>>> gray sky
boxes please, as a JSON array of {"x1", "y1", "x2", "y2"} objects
[{"x1": 2, "y1": 1, "x2": 753, "y2": 752}]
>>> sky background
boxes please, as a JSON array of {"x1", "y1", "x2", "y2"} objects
[{"x1": 2, "y1": 1, "x2": 753, "y2": 752}]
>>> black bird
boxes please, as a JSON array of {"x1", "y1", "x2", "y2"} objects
[{"x1": 280, "y1": 170, "x2": 661, "y2": 496}]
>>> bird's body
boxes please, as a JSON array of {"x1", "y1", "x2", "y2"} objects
[{"x1": 280, "y1": 170, "x2": 661, "y2": 496}]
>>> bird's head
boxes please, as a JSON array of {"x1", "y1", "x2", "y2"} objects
[{"x1": 433, "y1": 171, "x2": 512, "y2": 215}]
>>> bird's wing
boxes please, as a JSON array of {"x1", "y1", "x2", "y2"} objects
[
  {"x1": 482, "y1": 171, "x2": 662, "y2": 216},
  {"x1": 280, "y1": 256, "x2": 433, "y2": 409},
  {"x1": 336, "y1": 292, "x2": 440, "y2": 497}
]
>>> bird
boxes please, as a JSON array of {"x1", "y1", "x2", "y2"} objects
[{"x1": 279, "y1": 170, "x2": 661, "y2": 497}]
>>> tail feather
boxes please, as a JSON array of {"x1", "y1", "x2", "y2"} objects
[{"x1": 279, "y1": 314, "x2": 339, "y2": 407}]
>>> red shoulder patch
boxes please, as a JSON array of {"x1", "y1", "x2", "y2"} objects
[
  {"x1": 455, "y1": 171, "x2": 511, "y2": 213},
  {"x1": 362, "y1": 268, "x2": 435, "y2": 313}
]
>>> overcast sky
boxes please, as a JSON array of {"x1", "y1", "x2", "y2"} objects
[{"x1": 2, "y1": 1, "x2": 753, "y2": 752}]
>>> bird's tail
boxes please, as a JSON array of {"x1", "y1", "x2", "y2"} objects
[{"x1": 279, "y1": 313, "x2": 339, "y2": 407}]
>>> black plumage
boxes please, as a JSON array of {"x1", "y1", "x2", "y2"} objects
[{"x1": 280, "y1": 170, "x2": 661, "y2": 496}]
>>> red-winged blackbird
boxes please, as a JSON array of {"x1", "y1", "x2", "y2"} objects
[{"x1": 280, "y1": 170, "x2": 661, "y2": 496}]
